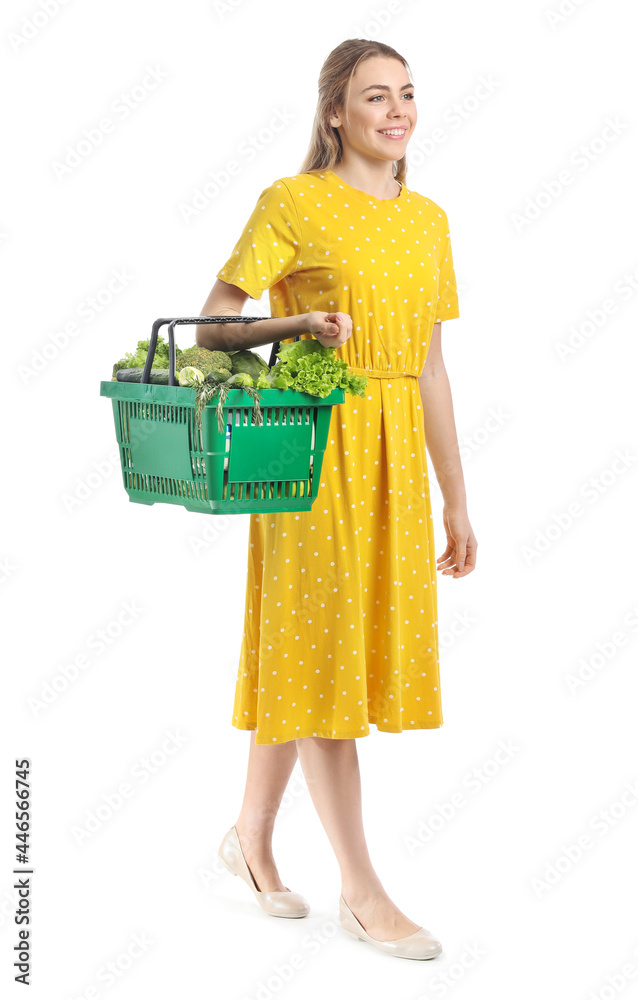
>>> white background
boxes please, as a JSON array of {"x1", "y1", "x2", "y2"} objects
[{"x1": 2, "y1": 0, "x2": 638, "y2": 996}]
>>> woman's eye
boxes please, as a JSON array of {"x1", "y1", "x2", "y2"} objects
[{"x1": 369, "y1": 93, "x2": 415, "y2": 102}]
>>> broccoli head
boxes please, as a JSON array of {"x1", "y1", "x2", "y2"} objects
[{"x1": 175, "y1": 346, "x2": 232, "y2": 376}]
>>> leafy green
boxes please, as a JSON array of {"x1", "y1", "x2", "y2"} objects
[
  {"x1": 112, "y1": 334, "x2": 182, "y2": 379},
  {"x1": 269, "y1": 339, "x2": 368, "y2": 398},
  {"x1": 189, "y1": 338, "x2": 368, "y2": 435},
  {"x1": 254, "y1": 368, "x2": 277, "y2": 390},
  {"x1": 229, "y1": 349, "x2": 269, "y2": 380},
  {"x1": 225, "y1": 372, "x2": 254, "y2": 388}
]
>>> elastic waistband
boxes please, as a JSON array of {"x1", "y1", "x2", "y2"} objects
[{"x1": 348, "y1": 366, "x2": 419, "y2": 379}]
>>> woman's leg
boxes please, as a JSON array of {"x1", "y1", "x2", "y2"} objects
[
  {"x1": 233, "y1": 730, "x2": 300, "y2": 893},
  {"x1": 295, "y1": 735, "x2": 421, "y2": 940}
]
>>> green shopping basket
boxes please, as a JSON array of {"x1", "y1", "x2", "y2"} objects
[{"x1": 99, "y1": 316, "x2": 344, "y2": 515}]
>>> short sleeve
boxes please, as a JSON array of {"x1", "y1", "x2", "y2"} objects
[
  {"x1": 434, "y1": 211, "x2": 460, "y2": 321},
  {"x1": 215, "y1": 179, "x2": 302, "y2": 299}
]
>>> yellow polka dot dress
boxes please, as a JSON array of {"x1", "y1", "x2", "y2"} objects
[{"x1": 216, "y1": 169, "x2": 460, "y2": 744}]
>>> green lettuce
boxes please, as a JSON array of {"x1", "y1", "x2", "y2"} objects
[{"x1": 270, "y1": 339, "x2": 367, "y2": 398}]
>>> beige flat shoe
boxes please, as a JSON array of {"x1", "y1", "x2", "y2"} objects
[
  {"x1": 339, "y1": 894, "x2": 442, "y2": 960},
  {"x1": 218, "y1": 826, "x2": 310, "y2": 918}
]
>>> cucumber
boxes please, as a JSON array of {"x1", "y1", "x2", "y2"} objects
[{"x1": 115, "y1": 367, "x2": 172, "y2": 384}]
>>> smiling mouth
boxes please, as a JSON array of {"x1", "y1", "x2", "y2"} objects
[{"x1": 377, "y1": 128, "x2": 407, "y2": 137}]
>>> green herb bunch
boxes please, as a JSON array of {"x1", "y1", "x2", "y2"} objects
[{"x1": 194, "y1": 373, "x2": 264, "y2": 434}]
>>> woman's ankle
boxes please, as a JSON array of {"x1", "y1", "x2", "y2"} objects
[
  {"x1": 341, "y1": 876, "x2": 386, "y2": 905},
  {"x1": 234, "y1": 819, "x2": 275, "y2": 850}
]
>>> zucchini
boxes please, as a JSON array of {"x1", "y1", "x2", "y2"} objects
[{"x1": 115, "y1": 367, "x2": 172, "y2": 384}]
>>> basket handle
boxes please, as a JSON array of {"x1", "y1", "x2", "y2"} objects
[{"x1": 142, "y1": 316, "x2": 300, "y2": 385}]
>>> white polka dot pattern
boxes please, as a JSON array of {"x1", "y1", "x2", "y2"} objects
[{"x1": 216, "y1": 169, "x2": 460, "y2": 744}]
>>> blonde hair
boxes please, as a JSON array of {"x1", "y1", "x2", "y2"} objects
[{"x1": 298, "y1": 39, "x2": 413, "y2": 186}]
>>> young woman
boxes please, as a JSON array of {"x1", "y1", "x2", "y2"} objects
[{"x1": 197, "y1": 38, "x2": 477, "y2": 961}]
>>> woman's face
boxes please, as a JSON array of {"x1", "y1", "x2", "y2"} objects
[{"x1": 329, "y1": 55, "x2": 416, "y2": 163}]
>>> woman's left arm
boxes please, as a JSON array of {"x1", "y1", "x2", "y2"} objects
[{"x1": 418, "y1": 322, "x2": 477, "y2": 578}]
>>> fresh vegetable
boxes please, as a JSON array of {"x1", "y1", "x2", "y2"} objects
[
  {"x1": 190, "y1": 339, "x2": 368, "y2": 435},
  {"x1": 112, "y1": 335, "x2": 181, "y2": 379},
  {"x1": 228, "y1": 349, "x2": 269, "y2": 381},
  {"x1": 254, "y1": 368, "x2": 277, "y2": 390},
  {"x1": 267, "y1": 339, "x2": 368, "y2": 398},
  {"x1": 225, "y1": 372, "x2": 254, "y2": 388},
  {"x1": 178, "y1": 366, "x2": 205, "y2": 387},
  {"x1": 175, "y1": 347, "x2": 232, "y2": 377},
  {"x1": 109, "y1": 335, "x2": 368, "y2": 434},
  {"x1": 115, "y1": 368, "x2": 172, "y2": 384}
]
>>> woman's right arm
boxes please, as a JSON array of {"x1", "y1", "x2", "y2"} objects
[{"x1": 195, "y1": 279, "x2": 352, "y2": 351}]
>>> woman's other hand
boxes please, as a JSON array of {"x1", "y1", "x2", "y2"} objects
[
  {"x1": 437, "y1": 506, "x2": 477, "y2": 578},
  {"x1": 306, "y1": 311, "x2": 353, "y2": 348}
]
